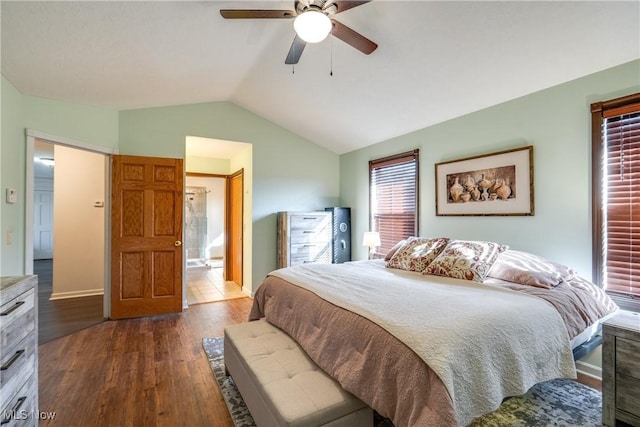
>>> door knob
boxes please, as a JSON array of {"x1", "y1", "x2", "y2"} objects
[{"x1": 174, "y1": 241, "x2": 182, "y2": 247}]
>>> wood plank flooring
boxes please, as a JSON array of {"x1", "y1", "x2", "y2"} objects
[
  {"x1": 39, "y1": 298, "x2": 252, "y2": 427},
  {"x1": 38, "y1": 297, "x2": 602, "y2": 426},
  {"x1": 36, "y1": 259, "x2": 243, "y2": 344},
  {"x1": 35, "y1": 259, "x2": 105, "y2": 345}
]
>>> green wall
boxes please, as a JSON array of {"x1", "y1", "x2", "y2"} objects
[
  {"x1": 1, "y1": 77, "x2": 119, "y2": 276},
  {"x1": 119, "y1": 101, "x2": 340, "y2": 293},
  {"x1": 340, "y1": 59, "x2": 640, "y2": 278},
  {"x1": 1, "y1": 80, "x2": 340, "y2": 292},
  {"x1": 1, "y1": 76, "x2": 26, "y2": 276},
  {"x1": 186, "y1": 155, "x2": 231, "y2": 175},
  {"x1": 4, "y1": 60, "x2": 638, "y2": 295},
  {"x1": 23, "y1": 95, "x2": 119, "y2": 150}
]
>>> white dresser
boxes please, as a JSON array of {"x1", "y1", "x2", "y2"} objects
[
  {"x1": 1, "y1": 276, "x2": 38, "y2": 427},
  {"x1": 277, "y1": 211, "x2": 332, "y2": 268}
]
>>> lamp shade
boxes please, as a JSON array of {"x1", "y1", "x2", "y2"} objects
[
  {"x1": 294, "y1": 10, "x2": 332, "y2": 43},
  {"x1": 362, "y1": 231, "x2": 381, "y2": 248}
]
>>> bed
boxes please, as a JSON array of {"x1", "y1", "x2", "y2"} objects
[{"x1": 249, "y1": 237, "x2": 618, "y2": 427}]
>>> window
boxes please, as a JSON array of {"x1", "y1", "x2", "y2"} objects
[
  {"x1": 369, "y1": 150, "x2": 419, "y2": 258},
  {"x1": 592, "y1": 93, "x2": 640, "y2": 311}
]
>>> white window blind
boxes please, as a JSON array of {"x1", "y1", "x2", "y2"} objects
[{"x1": 369, "y1": 150, "x2": 419, "y2": 258}]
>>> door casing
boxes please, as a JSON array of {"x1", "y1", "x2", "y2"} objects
[{"x1": 25, "y1": 129, "x2": 112, "y2": 318}]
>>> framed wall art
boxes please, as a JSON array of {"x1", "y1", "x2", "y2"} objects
[{"x1": 435, "y1": 146, "x2": 534, "y2": 216}]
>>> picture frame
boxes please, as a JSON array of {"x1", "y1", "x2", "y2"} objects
[{"x1": 435, "y1": 146, "x2": 534, "y2": 216}]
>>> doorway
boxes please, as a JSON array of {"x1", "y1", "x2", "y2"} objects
[
  {"x1": 184, "y1": 136, "x2": 252, "y2": 305},
  {"x1": 29, "y1": 136, "x2": 108, "y2": 344},
  {"x1": 185, "y1": 174, "x2": 244, "y2": 304},
  {"x1": 185, "y1": 175, "x2": 225, "y2": 269}
]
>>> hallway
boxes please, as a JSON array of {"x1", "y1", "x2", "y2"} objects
[{"x1": 35, "y1": 259, "x2": 104, "y2": 345}]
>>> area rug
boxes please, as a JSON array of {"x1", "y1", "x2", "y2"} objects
[{"x1": 202, "y1": 337, "x2": 602, "y2": 427}]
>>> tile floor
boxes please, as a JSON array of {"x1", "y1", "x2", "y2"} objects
[{"x1": 186, "y1": 266, "x2": 246, "y2": 305}]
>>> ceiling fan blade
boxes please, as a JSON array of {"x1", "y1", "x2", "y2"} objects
[
  {"x1": 285, "y1": 34, "x2": 307, "y2": 64},
  {"x1": 331, "y1": 1, "x2": 371, "y2": 14},
  {"x1": 220, "y1": 9, "x2": 296, "y2": 19},
  {"x1": 330, "y1": 19, "x2": 377, "y2": 55}
]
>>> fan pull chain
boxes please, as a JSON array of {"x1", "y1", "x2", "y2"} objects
[{"x1": 330, "y1": 35, "x2": 334, "y2": 76}]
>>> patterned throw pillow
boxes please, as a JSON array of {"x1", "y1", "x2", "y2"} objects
[
  {"x1": 423, "y1": 240, "x2": 508, "y2": 282},
  {"x1": 385, "y1": 239, "x2": 408, "y2": 261},
  {"x1": 386, "y1": 237, "x2": 450, "y2": 272}
]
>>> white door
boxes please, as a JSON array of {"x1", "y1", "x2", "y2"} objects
[{"x1": 34, "y1": 190, "x2": 54, "y2": 259}]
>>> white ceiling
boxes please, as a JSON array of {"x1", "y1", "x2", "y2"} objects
[{"x1": 2, "y1": 1, "x2": 639, "y2": 155}]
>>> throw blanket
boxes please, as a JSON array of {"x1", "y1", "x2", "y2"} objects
[
  {"x1": 268, "y1": 260, "x2": 576, "y2": 426},
  {"x1": 484, "y1": 275, "x2": 618, "y2": 344}
]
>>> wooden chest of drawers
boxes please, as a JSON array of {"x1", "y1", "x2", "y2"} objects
[
  {"x1": 1, "y1": 276, "x2": 38, "y2": 427},
  {"x1": 277, "y1": 211, "x2": 332, "y2": 268},
  {"x1": 603, "y1": 311, "x2": 640, "y2": 427}
]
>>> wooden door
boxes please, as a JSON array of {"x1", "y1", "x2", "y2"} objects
[
  {"x1": 111, "y1": 155, "x2": 183, "y2": 319},
  {"x1": 34, "y1": 190, "x2": 54, "y2": 259},
  {"x1": 226, "y1": 170, "x2": 243, "y2": 287}
]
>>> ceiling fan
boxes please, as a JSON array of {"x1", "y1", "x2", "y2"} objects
[{"x1": 220, "y1": 1, "x2": 378, "y2": 65}]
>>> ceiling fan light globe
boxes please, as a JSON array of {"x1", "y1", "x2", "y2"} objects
[{"x1": 294, "y1": 10, "x2": 331, "y2": 43}]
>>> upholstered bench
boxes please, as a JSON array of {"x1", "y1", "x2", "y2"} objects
[{"x1": 224, "y1": 319, "x2": 373, "y2": 427}]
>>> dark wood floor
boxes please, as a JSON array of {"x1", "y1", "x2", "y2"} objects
[
  {"x1": 39, "y1": 298, "x2": 253, "y2": 427},
  {"x1": 38, "y1": 297, "x2": 602, "y2": 427},
  {"x1": 35, "y1": 259, "x2": 105, "y2": 345}
]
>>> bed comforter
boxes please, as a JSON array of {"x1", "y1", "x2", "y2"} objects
[
  {"x1": 248, "y1": 260, "x2": 613, "y2": 426},
  {"x1": 251, "y1": 273, "x2": 458, "y2": 426}
]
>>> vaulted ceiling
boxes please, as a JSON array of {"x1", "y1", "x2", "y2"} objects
[{"x1": 2, "y1": 1, "x2": 639, "y2": 154}]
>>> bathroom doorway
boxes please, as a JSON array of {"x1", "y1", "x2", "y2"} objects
[
  {"x1": 185, "y1": 175, "x2": 225, "y2": 269},
  {"x1": 185, "y1": 174, "x2": 244, "y2": 304}
]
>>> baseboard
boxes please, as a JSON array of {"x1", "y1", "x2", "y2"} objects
[
  {"x1": 576, "y1": 360, "x2": 602, "y2": 381},
  {"x1": 49, "y1": 289, "x2": 104, "y2": 300}
]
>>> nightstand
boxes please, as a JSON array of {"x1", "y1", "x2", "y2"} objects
[{"x1": 603, "y1": 311, "x2": 640, "y2": 427}]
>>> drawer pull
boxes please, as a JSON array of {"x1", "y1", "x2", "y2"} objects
[
  {"x1": 302, "y1": 217, "x2": 317, "y2": 220},
  {"x1": 0, "y1": 396, "x2": 27, "y2": 425},
  {"x1": 0, "y1": 301, "x2": 25, "y2": 316},
  {"x1": 1, "y1": 349, "x2": 25, "y2": 371}
]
